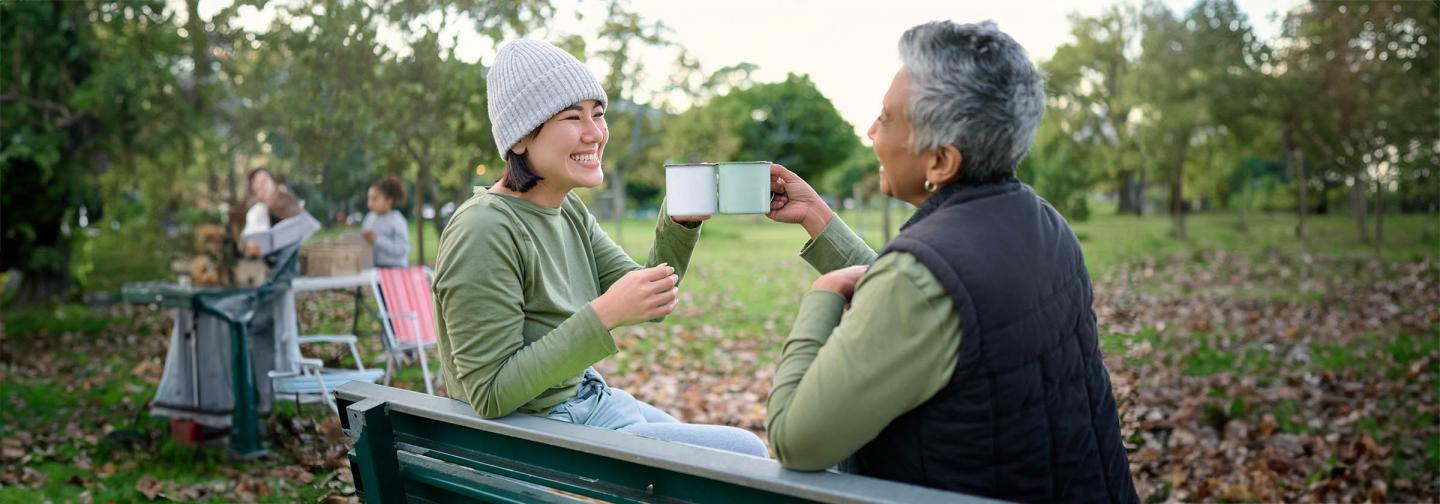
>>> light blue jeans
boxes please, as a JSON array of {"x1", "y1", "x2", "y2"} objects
[{"x1": 545, "y1": 369, "x2": 769, "y2": 458}]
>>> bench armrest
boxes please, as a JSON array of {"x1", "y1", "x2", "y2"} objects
[{"x1": 296, "y1": 357, "x2": 325, "y2": 369}]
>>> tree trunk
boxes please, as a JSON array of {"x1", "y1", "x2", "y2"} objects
[
  {"x1": 1317, "y1": 178, "x2": 1333, "y2": 215},
  {"x1": 1425, "y1": 200, "x2": 1438, "y2": 242},
  {"x1": 611, "y1": 166, "x2": 625, "y2": 246},
  {"x1": 6, "y1": 172, "x2": 73, "y2": 307},
  {"x1": 1238, "y1": 176, "x2": 1250, "y2": 234},
  {"x1": 1424, "y1": 150, "x2": 1440, "y2": 239},
  {"x1": 13, "y1": 271, "x2": 71, "y2": 308},
  {"x1": 1295, "y1": 147, "x2": 1307, "y2": 239},
  {"x1": 186, "y1": 0, "x2": 214, "y2": 200},
  {"x1": 1350, "y1": 171, "x2": 1370, "y2": 243},
  {"x1": 1374, "y1": 175, "x2": 1384, "y2": 251},
  {"x1": 1117, "y1": 170, "x2": 1138, "y2": 215},
  {"x1": 4, "y1": 158, "x2": 77, "y2": 307},
  {"x1": 1169, "y1": 134, "x2": 1189, "y2": 239},
  {"x1": 416, "y1": 164, "x2": 428, "y2": 267},
  {"x1": 882, "y1": 193, "x2": 893, "y2": 243},
  {"x1": 1136, "y1": 143, "x2": 1151, "y2": 217},
  {"x1": 1136, "y1": 167, "x2": 1147, "y2": 217},
  {"x1": 185, "y1": 0, "x2": 211, "y2": 103},
  {"x1": 1285, "y1": 125, "x2": 1308, "y2": 239},
  {"x1": 227, "y1": 154, "x2": 238, "y2": 203},
  {"x1": 853, "y1": 185, "x2": 865, "y2": 240},
  {"x1": 614, "y1": 109, "x2": 646, "y2": 247}
]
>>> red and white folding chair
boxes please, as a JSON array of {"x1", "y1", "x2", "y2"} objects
[{"x1": 371, "y1": 266, "x2": 439, "y2": 395}]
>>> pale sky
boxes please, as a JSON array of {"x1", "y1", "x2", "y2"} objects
[{"x1": 194, "y1": 0, "x2": 1302, "y2": 139}]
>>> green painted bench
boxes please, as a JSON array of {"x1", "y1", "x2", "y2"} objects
[{"x1": 336, "y1": 381, "x2": 995, "y2": 503}]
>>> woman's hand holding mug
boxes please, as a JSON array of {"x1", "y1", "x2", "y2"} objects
[
  {"x1": 592, "y1": 264, "x2": 680, "y2": 330},
  {"x1": 766, "y1": 164, "x2": 834, "y2": 239}
]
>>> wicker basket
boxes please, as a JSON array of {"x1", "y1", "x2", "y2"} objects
[{"x1": 300, "y1": 243, "x2": 364, "y2": 277}]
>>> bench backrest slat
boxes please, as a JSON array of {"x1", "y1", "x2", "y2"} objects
[{"x1": 398, "y1": 450, "x2": 595, "y2": 504}]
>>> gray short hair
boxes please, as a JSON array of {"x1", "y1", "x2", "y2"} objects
[{"x1": 899, "y1": 20, "x2": 1046, "y2": 184}]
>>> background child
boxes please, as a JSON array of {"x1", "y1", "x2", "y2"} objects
[{"x1": 362, "y1": 175, "x2": 409, "y2": 268}]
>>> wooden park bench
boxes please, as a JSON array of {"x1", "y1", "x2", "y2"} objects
[{"x1": 336, "y1": 381, "x2": 995, "y2": 503}]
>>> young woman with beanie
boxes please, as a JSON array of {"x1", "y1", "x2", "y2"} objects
[{"x1": 431, "y1": 39, "x2": 767, "y2": 457}]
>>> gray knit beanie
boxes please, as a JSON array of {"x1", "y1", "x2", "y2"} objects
[{"x1": 487, "y1": 39, "x2": 608, "y2": 156}]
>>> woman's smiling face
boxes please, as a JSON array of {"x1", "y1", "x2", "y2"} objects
[
  {"x1": 868, "y1": 70, "x2": 933, "y2": 206},
  {"x1": 515, "y1": 99, "x2": 609, "y2": 191}
]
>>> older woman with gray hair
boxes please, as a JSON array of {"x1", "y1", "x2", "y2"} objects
[{"x1": 763, "y1": 20, "x2": 1138, "y2": 502}]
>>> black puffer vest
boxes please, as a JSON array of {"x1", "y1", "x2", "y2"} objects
[{"x1": 845, "y1": 181, "x2": 1138, "y2": 503}]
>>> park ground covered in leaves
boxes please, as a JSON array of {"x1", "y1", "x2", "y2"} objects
[
  {"x1": 2, "y1": 235, "x2": 1437, "y2": 502},
  {"x1": 0, "y1": 302, "x2": 359, "y2": 502},
  {"x1": 594, "y1": 249, "x2": 1440, "y2": 502}
]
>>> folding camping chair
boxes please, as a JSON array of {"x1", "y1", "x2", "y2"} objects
[
  {"x1": 370, "y1": 266, "x2": 439, "y2": 395},
  {"x1": 265, "y1": 242, "x2": 384, "y2": 414},
  {"x1": 268, "y1": 331, "x2": 385, "y2": 413}
]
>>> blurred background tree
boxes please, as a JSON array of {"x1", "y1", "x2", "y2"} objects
[
  {"x1": 2, "y1": 0, "x2": 195, "y2": 304},
  {"x1": 1030, "y1": 0, "x2": 1435, "y2": 241}
]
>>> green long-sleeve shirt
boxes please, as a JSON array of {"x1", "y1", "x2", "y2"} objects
[
  {"x1": 767, "y1": 216, "x2": 963, "y2": 470},
  {"x1": 432, "y1": 189, "x2": 701, "y2": 418}
]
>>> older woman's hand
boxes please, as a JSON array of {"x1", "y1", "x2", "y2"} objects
[
  {"x1": 767, "y1": 164, "x2": 834, "y2": 239},
  {"x1": 810, "y1": 265, "x2": 869, "y2": 301}
]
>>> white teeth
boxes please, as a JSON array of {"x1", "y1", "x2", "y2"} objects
[{"x1": 570, "y1": 154, "x2": 598, "y2": 163}]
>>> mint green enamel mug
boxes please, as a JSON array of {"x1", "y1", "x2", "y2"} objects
[{"x1": 717, "y1": 161, "x2": 772, "y2": 214}]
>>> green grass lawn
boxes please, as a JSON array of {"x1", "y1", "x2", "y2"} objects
[
  {"x1": 587, "y1": 209, "x2": 1436, "y2": 351},
  {"x1": 403, "y1": 206, "x2": 1436, "y2": 277}
]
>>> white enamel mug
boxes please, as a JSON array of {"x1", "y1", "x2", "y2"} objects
[{"x1": 664, "y1": 163, "x2": 718, "y2": 217}]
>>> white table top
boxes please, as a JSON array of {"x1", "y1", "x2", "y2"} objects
[{"x1": 291, "y1": 269, "x2": 376, "y2": 292}]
